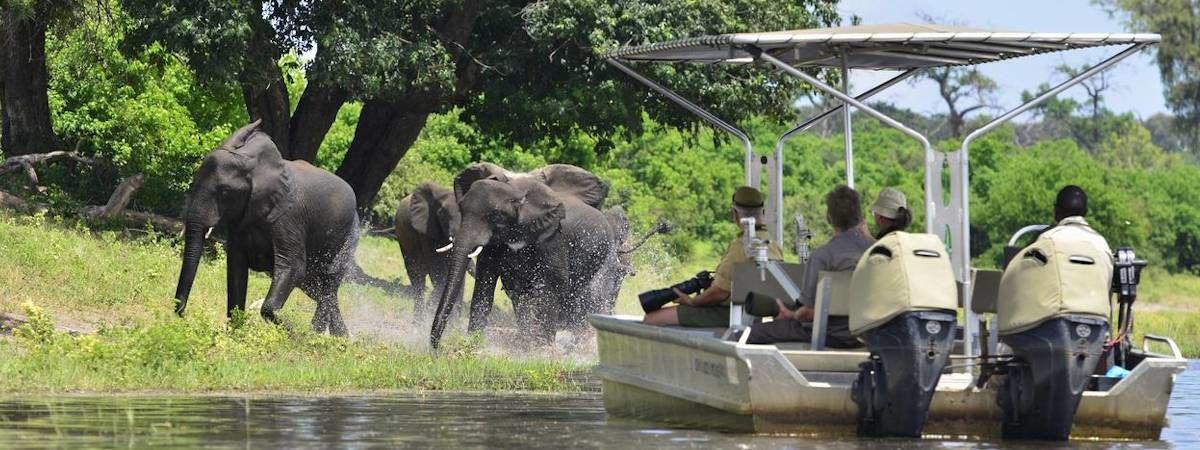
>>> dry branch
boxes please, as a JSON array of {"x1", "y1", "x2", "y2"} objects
[{"x1": 0, "y1": 149, "x2": 102, "y2": 190}]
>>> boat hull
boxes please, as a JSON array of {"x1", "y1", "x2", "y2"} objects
[{"x1": 590, "y1": 314, "x2": 1185, "y2": 440}]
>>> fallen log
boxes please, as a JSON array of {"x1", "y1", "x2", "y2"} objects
[
  {"x1": 0, "y1": 147, "x2": 101, "y2": 191},
  {"x1": 77, "y1": 173, "x2": 182, "y2": 234},
  {"x1": 0, "y1": 190, "x2": 49, "y2": 215}
]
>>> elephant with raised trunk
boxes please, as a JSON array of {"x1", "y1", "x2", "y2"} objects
[
  {"x1": 173, "y1": 120, "x2": 359, "y2": 336},
  {"x1": 394, "y1": 182, "x2": 461, "y2": 317},
  {"x1": 430, "y1": 163, "x2": 618, "y2": 348}
]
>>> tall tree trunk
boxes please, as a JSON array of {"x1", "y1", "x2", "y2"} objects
[
  {"x1": 287, "y1": 82, "x2": 347, "y2": 163},
  {"x1": 239, "y1": 6, "x2": 290, "y2": 158},
  {"x1": 239, "y1": 52, "x2": 290, "y2": 158},
  {"x1": 334, "y1": 0, "x2": 484, "y2": 211},
  {"x1": 0, "y1": 10, "x2": 59, "y2": 156},
  {"x1": 335, "y1": 99, "x2": 434, "y2": 210}
]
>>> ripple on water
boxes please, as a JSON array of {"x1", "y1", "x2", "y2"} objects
[{"x1": 0, "y1": 364, "x2": 1194, "y2": 449}]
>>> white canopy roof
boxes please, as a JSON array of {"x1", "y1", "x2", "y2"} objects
[{"x1": 604, "y1": 23, "x2": 1160, "y2": 69}]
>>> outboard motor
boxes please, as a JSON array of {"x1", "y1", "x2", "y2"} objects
[
  {"x1": 995, "y1": 229, "x2": 1114, "y2": 440},
  {"x1": 849, "y1": 232, "x2": 958, "y2": 437}
]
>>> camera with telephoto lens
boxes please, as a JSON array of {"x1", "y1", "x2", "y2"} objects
[{"x1": 639, "y1": 271, "x2": 714, "y2": 313}]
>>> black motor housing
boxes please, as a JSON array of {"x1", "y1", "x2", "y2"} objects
[
  {"x1": 852, "y1": 310, "x2": 956, "y2": 437},
  {"x1": 998, "y1": 315, "x2": 1109, "y2": 440}
]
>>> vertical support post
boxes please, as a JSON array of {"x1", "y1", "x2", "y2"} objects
[
  {"x1": 768, "y1": 152, "x2": 784, "y2": 245},
  {"x1": 841, "y1": 54, "x2": 854, "y2": 188},
  {"x1": 953, "y1": 43, "x2": 1147, "y2": 358}
]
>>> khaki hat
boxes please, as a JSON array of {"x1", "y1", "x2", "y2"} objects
[
  {"x1": 870, "y1": 187, "x2": 907, "y2": 219},
  {"x1": 732, "y1": 186, "x2": 764, "y2": 208}
]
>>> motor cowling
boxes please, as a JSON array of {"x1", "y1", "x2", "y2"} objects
[
  {"x1": 995, "y1": 229, "x2": 1114, "y2": 440},
  {"x1": 849, "y1": 232, "x2": 958, "y2": 437}
]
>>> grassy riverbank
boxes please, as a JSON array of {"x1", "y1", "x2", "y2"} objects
[
  {"x1": 1, "y1": 213, "x2": 1197, "y2": 393},
  {"x1": 0, "y1": 214, "x2": 583, "y2": 393}
]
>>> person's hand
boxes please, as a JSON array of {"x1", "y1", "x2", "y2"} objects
[
  {"x1": 774, "y1": 299, "x2": 794, "y2": 321},
  {"x1": 796, "y1": 305, "x2": 815, "y2": 322},
  {"x1": 673, "y1": 288, "x2": 694, "y2": 306}
]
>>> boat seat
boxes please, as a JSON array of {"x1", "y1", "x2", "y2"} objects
[
  {"x1": 964, "y1": 268, "x2": 1003, "y2": 314},
  {"x1": 811, "y1": 270, "x2": 853, "y2": 351}
]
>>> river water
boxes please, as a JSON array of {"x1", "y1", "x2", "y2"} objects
[{"x1": 0, "y1": 362, "x2": 1195, "y2": 449}]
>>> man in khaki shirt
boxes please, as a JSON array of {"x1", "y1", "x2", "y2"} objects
[{"x1": 643, "y1": 186, "x2": 783, "y2": 328}]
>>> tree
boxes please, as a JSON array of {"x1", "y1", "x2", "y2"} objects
[
  {"x1": 1099, "y1": 0, "x2": 1200, "y2": 152},
  {"x1": 121, "y1": 0, "x2": 841, "y2": 210},
  {"x1": 0, "y1": 1, "x2": 69, "y2": 156},
  {"x1": 915, "y1": 67, "x2": 997, "y2": 138},
  {"x1": 1019, "y1": 62, "x2": 1138, "y2": 151}
]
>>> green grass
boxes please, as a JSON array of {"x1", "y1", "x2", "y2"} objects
[{"x1": 0, "y1": 214, "x2": 582, "y2": 393}]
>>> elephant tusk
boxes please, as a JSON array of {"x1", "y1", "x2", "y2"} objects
[
  {"x1": 435, "y1": 242, "x2": 454, "y2": 253},
  {"x1": 468, "y1": 246, "x2": 483, "y2": 258},
  {"x1": 204, "y1": 227, "x2": 213, "y2": 240}
]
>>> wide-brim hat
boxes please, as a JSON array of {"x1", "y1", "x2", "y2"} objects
[
  {"x1": 870, "y1": 187, "x2": 907, "y2": 219},
  {"x1": 733, "y1": 186, "x2": 764, "y2": 208}
]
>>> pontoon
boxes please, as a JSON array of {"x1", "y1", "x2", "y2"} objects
[{"x1": 590, "y1": 23, "x2": 1186, "y2": 440}]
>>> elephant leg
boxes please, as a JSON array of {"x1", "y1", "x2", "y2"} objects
[
  {"x1": 314, "y1": 289, "x2": 348, "y2": 337},
  {"x1": 261, "y1": 264, "x2": 303, "y2": 327},
  {"x1": 466, "y1": 253, "x2": 500, "y2": 334},
  {"x1": 225, "y1": 243, "x2": 249, "y2": 319},
  {"x1": 402, "y1": 252, "x2": 428, "y2": 314}
]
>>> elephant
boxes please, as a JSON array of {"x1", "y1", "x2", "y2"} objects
[
  {"x1": 394, "y1": 182, "x2": 461, "y2": 317},
  {"x1": 429, "y1": 163, "x2": 616, "y2": 348},
  {"x1": 172, "y1": 120, "x2": 360, "y2": 336}
]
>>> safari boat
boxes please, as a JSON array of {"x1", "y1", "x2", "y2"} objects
[{"x1": 589, "y1": 23, "x2": 1187, "y2": 440}]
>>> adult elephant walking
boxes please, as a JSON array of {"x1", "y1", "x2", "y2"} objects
[
  {"x1": 173, "y1": 120, "x2": 359, "y2": 336},
  {"x1": 430, "y1": 163, "x2": 615, "y2": 348},
  {"x1": 394, "y1": 182, "x2": 460, "y2": 317}
]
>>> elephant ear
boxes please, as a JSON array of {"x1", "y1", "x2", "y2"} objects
[
  {"x1": 519, "y1": 184, "x2": 566, "y2": 245},
  {"x1": 408, "y1": 184, "x2": 436, "y2": 236},
  {"x1": 454, "y1": 162, "x2": 511, "y2": 202},
  {"x1": 226, "y1": 123, "x2": 293, "y2": 223},
  {"x1": 218, "y1": 119, "x2": 263, "y2": 151},
  {"x1": 432, "y1": 185, "x2": 461, "y2": 238},
  {"x1": 531, "y1": 164, "x2": 609, "y2": 209}
]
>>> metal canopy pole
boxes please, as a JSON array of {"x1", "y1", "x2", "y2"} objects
[
  {"x1": 841, "y1": 54, "x2": 854, "y2": 188},
  {"x1": 951, "y1": 43, "x2": 1148, "y2": 359},
  {"x1": 755, "y1": 50, "x2": 935, "y2": 204},
  {"x1": 606, "y1": 58, "x2": 756, "y2": 186},
  {"x1": 770, "y1": 69, "x2": 921, "y2": 245}
]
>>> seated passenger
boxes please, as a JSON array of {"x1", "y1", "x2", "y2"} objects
[
  {"x1": 1041, "y1": 185, "x2": 1111, "y2": 254},
  {"x1": 744, "y1": 185, "x2": 872, "y2": 347},
  {"x1": 869, "y1": 187, "x2": 912, "y2": 239},
  {"x1": 642, "y1": 186, "x2": 783, "y2": 328}
]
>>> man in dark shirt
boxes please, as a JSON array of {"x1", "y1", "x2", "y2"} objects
[{"x1": 744, "y1": 185, "x2": 872, "y2": 347}]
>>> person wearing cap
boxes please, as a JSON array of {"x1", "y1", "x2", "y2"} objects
[
  {"x1": 643, "y1": 186, "x2": 784, "y2": 328},
  {"x1": 869, "y1": 187, "x2": 913, "y2": 239},
  {"x1": 1039, "y1": 185, "x2": 1111, "y2": 255},
  {"x1": 744, "y1": 185, "x2": 872, "y2": 347}
]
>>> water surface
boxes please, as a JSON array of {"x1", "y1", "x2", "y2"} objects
[{"x1": 0, "y1": 363, "x2": 1195, "y2": 449}]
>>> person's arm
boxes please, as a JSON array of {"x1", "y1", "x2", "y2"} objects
[{"x1": 673, "y1": 285, "x2": 729, "y2": 307}]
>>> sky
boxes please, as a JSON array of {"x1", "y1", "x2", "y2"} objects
[{"x1": 836, "y1": 0, "x2": 1168, "y2": 117}]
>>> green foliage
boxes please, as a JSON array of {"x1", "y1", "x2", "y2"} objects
[
  {"x1": 1099, "y1": 0, "x2": 1200, "y2": 151},
  {"x1": 467, "y1": 0, "x2": 841, "y2": 144},
  {"x1": 45, "y1": 8, "x2": 243, "y2": 215}
]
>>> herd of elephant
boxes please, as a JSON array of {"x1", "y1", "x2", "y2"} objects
[{"x1": 171, "y1": 121, "x2": 656, "y2": 348}]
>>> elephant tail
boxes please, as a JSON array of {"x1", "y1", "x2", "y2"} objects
[
  {"x1": 619, "y1": 219, "x2": 673, "y2": 255},
  {"x1": 364, "y1": 226, "x2": 396, "y2": 239}
]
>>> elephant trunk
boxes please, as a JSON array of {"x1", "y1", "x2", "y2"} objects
[
  {"x1": 173, "y1": 222, "x2": 208, "y2": 316},
  {"x1": 430, "y1": 244, "x2": 475, "y2": 349}
]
